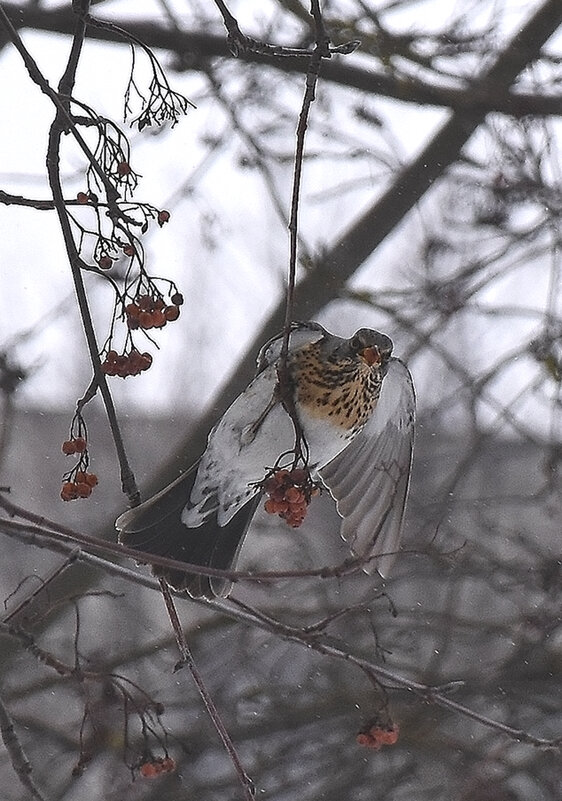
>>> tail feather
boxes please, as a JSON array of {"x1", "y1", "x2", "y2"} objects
[{"x1": 116, "y1": 463, "x2": 259, "y2": 598}]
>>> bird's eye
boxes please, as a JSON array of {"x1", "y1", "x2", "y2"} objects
[{"x1": 350, "y1": 335, "x2": 362, "y2": 351}]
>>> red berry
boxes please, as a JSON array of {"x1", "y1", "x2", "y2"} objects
[
  {"x1": 170, "y1": 292, "x2": 184, "y2": 306},
  {"x1": 60, "y1": 482, "x2": 78, "y2": 501},
  {"x1": 140, "y1": 353, "x2": 153, "y2": 371},
  {"x1": 139, "y1": 762, "x2": 158, "y2": 778},
  {"x1": 138, "y1": 311, "x2": 154, "y2": 329},
  {"x1": 137, "y1": 295, "x2": 153, "y2": 312},
  {"x1": 98, "y1": 256, "x2": 113, "y2": 270},
  {"x1": 164, "y1": 305, "x2": 180, "y2": 322},
  {"x1": 62, "y1": 440, "x2": 76, "y2": 455},
  {"x1": 76, "y1": 192, "x2": 89, "y2": 204},
  {"x1": 123, "y1": 244, "x2": 135, "y2": 257},
  {"x1": 157, "y1": 209, "x2": 170, "y2": 226},
  {"x1": 151, "y1": 309, "x2": 166, "y2": 328},
  {"x1": 85, "y1": 473, "x2": 98, "y2": 487},
  {"x1": 73, "y1": 437, "x2": 87, "y2": 453},
  {"x1": 289, "y1": 468, "x2": 308, "y2": 484},
  {"x1": 285, "y1": 486, "x2": 303, "y2": 502},
  {"x1": 75, "y1": 482, "x2": 92, "y2": 498},
  {"x1": 117, "y1": 161, "x2": 131, "y2": 176}
]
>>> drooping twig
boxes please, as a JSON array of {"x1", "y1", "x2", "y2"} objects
[
  {"x1": 0, "y1": 694, "x2": 47, "y2": 801},
  {"x1": 158, "y1": 579, "x2": 256, "y2": 800}
]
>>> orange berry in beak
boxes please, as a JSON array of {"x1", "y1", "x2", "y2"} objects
[{"x1": 360, "y1": 346, "x2": 381, "y2": 366}]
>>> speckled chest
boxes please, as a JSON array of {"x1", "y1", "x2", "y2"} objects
[{"x1": 289, "y1": 342, "x2": 383, "y2": 435}]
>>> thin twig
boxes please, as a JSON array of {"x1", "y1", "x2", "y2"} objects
[
  {"x1": 158, "y1": 580, "x2": 255, "y2": 800},
  {"x1": 42, "y1": 1, "x2": 139, "y2": 503},
  {"x1": 0, "y1": 694, "x2": 47, "y2": 801}
]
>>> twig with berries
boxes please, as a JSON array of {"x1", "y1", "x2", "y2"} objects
[
  {"x1": 262, "y1": 465, "x2": 320, "y2": 528},
  {"x1": 60, "y1": 415, "x2": 98, "y2": 502}
]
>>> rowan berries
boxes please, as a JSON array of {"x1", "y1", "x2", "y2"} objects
[
  {"x1": 124, "y1": 293, "x2": 182, "y2": 330},
  {"x1": 76, "y1": 192, "x2": 89, "y2": 204},
  {"x1": 356, "y1": 723, "x2": 399, "y2": 750},
  {"x1": 60, "y1": 471, "x2": 98, "y2": 502},
  {"x1": 139, "y1": 756, "x2": 175, "y2": 778},
  {"x1": 101, "y1": 349, "x2": 152, "y2": 378},
  {"x1": 117, "y1": 161, "x2": 131, "y2": 176},
  {"x1": 157, "y1": 209, "x2": 170, "y2": 226},
  {"x1": 61, "y1": 437, "x2": 86, "y2": 455},
  {"x1": 98, "y1": 256, "x2": 113, "y2": 270},
  {"x1": 171, "y1": 292, "x2": 184, "y2": 306},
  {"x1": 263, "y1": 467, "x2": 318, "y2": 527}
]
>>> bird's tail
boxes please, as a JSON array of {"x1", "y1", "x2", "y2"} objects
[{"x1": 116, "y1": 463, "x2": 259, "y2": 599}]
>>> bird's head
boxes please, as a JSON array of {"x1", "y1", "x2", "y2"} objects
[{"x1": 348, "y1": 329, "x2": 393, "y2": 368}]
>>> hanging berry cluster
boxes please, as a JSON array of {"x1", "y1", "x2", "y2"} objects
[
  {"x1": 125, "y1": 291, "x2": 183, "y2": 330},
  {"x1": 101, "y1": 349, "x2": 153, "y2": 377},
  {"x1": 60, "y1": 418, "x2": 98, "y2": 501},
  {"x1": 262, "y1": 467, "x2": 320, "y2": 528},
  {"x1": 356, "y1": 722, "x2": 400, "y2": 750},
  {"x1": 138, "y1": 756, "x2": 176, "y2": 779}
]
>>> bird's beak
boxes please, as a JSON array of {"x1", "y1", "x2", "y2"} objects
[{"x1": 360, "y1": 346, "x2": 381, "y2": 366}]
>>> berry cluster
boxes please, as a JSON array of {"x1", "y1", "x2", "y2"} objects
[
  {"x1": 61, "y1": 437, "x2": 87, "y2": 455},
  {"x1": 125, "y1": 292, "x2": 183, "y2": 330},
  {"x1": 356, "y1": 723, "x2": 400, "y2": 750},
  {"x1": 101, "y1": 349, "x2": 153, "y2": 377},
  {"x1": 60, "y1": 471, "x2": 99, "y2": 501},
  {"x1": 139, "y1": 757, "x2": 176, "y2": 778},
  {"x1": 263, "y1": 467, "x2": 319, "y2": 528}
]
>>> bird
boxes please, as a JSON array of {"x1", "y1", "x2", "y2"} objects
[{"x1": 116, "y1": 321, "x2": 415, "y2": 598}]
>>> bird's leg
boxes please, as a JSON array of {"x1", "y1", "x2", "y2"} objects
[
  {"x1": 275, "y1": 365, "x2": 310, "y2": 468},
  {"x1": 239, "y1": 390, "x2": 279, "y2": 445}
]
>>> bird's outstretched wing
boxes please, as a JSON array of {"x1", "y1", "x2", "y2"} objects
[{"x1": 318, "y1": 358, "x2": 415, "y2": 577}]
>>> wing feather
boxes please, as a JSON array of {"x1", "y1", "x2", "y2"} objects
[{"x1": 319, "y1": 358, "x2": 415, "y2": 577}]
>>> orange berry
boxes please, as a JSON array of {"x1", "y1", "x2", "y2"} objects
[
  {"x1": 164, "y1": 305, "x2": 180, "y2": 321},
  {"x1": 76, "y1": 482, "x2": 92, "y2": 498},
  {"x1": 264, "y1": 498, "x2": 277, "y2": 514},
  {"x1": 139, "y1": 762, "x2": 158, "y2": 778},
  {"x1": 62, "y1": 440, "x2": 76, "y2": 455},
  {"x1": 285, "y1": 486, "x2": 302, "y2": 502},
  {"x1": 60, "y1": 482, "x2": 78, "y2": 501}
]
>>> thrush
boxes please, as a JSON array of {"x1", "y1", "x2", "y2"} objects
[{"x1": 116, "y1": 322, "x2": 415, "y2": 598}]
